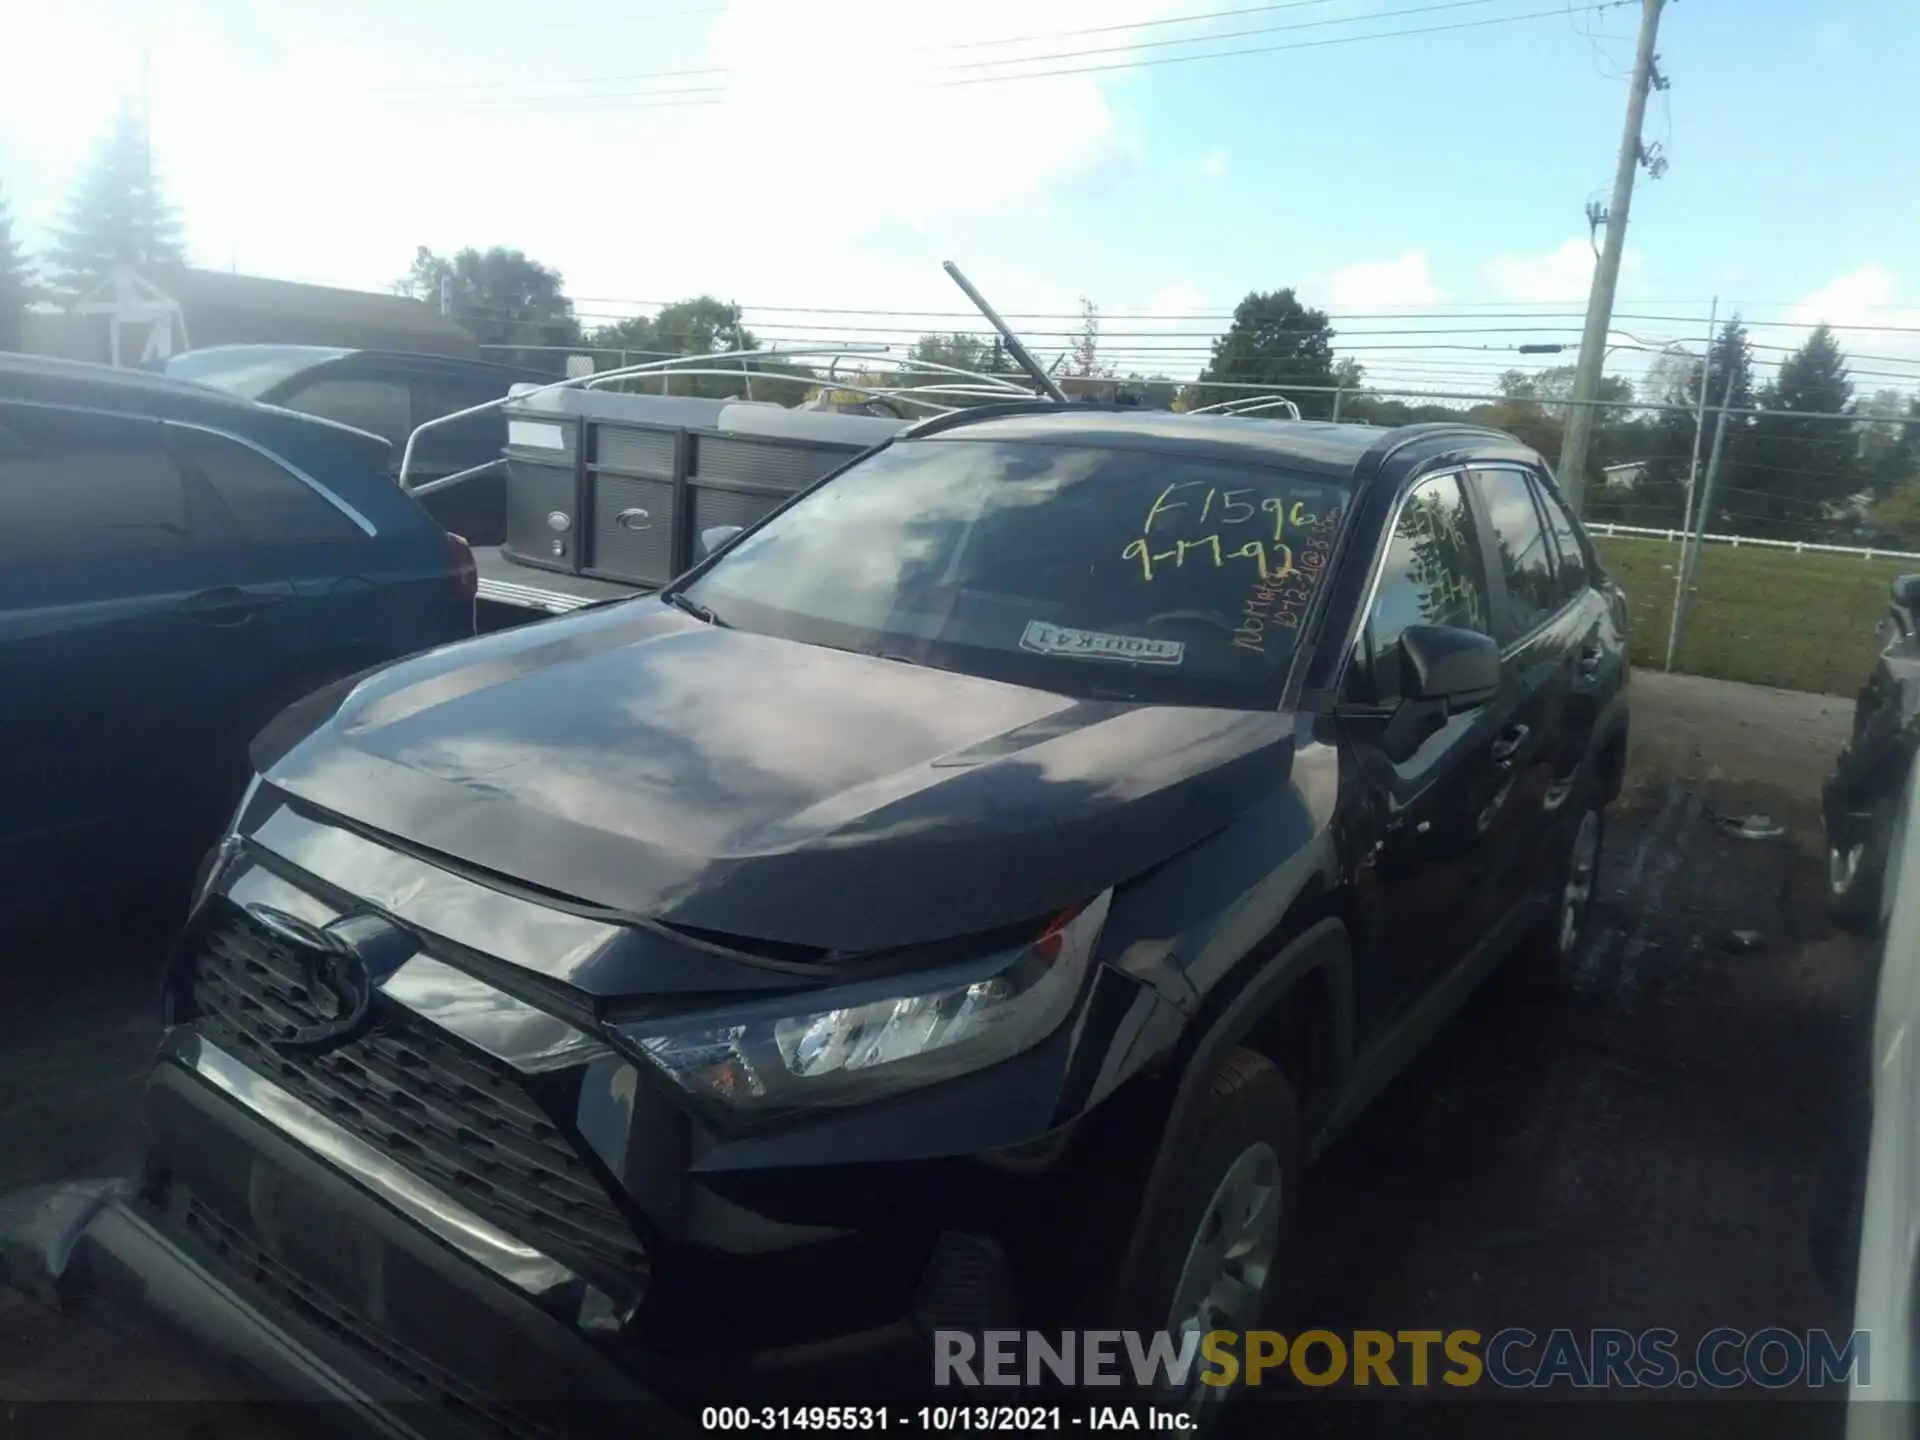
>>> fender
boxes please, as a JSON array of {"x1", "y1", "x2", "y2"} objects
[
  {"x1": 1590, "y1": 685, "x2": 1631, "y2": 802},
  {"x1": 1114, "y1": 917, "x2": 1353, "y2": 1292}
]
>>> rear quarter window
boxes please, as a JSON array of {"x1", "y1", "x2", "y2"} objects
[{"x1": 172, "y1": 428, "x2": 363, "y2": 544}]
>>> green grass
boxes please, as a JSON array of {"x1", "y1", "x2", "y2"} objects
[{"x1": 1593, "y1": 535, "x2": 1912, "y2": 696}]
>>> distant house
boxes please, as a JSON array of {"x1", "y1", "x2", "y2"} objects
[{"x1": 29, "y1": 265, "x2": 478, "y2": 366}]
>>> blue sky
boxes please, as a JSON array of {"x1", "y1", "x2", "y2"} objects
[{"x1": 3, "y1": 0, "x2": 1916, "y2": 400}]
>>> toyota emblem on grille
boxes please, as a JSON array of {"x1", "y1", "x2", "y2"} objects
[
  {"x1": 246, "y1": 905, "x2": 414, "y2": 1053},
  {"x1": 546, "y1": 510, "x2": 572, "y2": 534},
  {"x1": 616, "y1": 507, "x2": 651, "y2": 532}
]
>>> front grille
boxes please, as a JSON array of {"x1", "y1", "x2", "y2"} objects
[
  {"x1": 186, "y1": 910, "x2": 649, "y2": 1291},
  {"x1": 183, "y1": 1197, "x2": 549, "y2": 1440}
]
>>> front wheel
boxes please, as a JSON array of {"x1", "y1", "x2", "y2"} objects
[
  {"x1": 1111, "y1": 1049, "x2": 1301, "y2": 1428},
  {"x1": 1512, "y1": 786, "x2": 1606, "y2": 981}
]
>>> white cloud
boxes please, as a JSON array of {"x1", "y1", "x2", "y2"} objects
[
  {"x1": 1480, "y1": 238, "x2": 1641, "y2": 303},
  {"x1": 0, "y1": 0, "x2": 1225, "y2": 339},
  {"x1": 1789, "y1": 264, "x2": 1896, "y2": 328},
  {"x1": 1327, "y1": 249, "x2": 1442, "y2": 310},
  {"x1": 1200, "y1": 148, "x2": 1228, "y2": 180},
  {"x1": 1758, "y1": 263, "x2": 1920, "y2": 392}
]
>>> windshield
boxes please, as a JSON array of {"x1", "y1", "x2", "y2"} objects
[
  {"x1": 681, "y1": 438, "x2": 1351, "y2": 708},
  {"x1": 165, "y1": 346, "x2": 347, "y2": 399}
]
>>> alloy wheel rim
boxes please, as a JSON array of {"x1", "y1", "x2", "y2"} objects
[
  {"x1": 1165, "y1": 1141, "x2": 1282, "y2": 1408},
  {"x1": 1831, "y1": 842, "x2": 1864, "y2": 897},
  {"x1": 1559, "y1": 809, "x2": 1601, "y2": 955}
]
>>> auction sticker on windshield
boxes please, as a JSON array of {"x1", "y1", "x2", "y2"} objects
[{"x1": 1020, "y1": 621, "x2": 1185, "y2": 665}]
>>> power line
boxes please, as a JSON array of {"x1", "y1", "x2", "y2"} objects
[
  {"x1": 376, "y1": 0, "x2": 1364, "y2": 94},
  {"x1": 938, "y1": 0, "x2": 1515, "y2": 75},
  {"x1": 558, "y1": 297, "x2": 1920, "y2": 336},
  {"x1": 397, "y1": 1, "x2": 1633, "y2": 112}
]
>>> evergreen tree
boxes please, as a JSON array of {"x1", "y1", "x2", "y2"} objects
[
  {"x1": 1744, "y1": 325, "x2": 1859, "y2": 538},
  {"x1": 1630, "y1": 318, "x2": 1756, "y2": 529},
  {"x1": 45, "y1": 112, "x2": 186, "y2": 293},
  {"x1": 0, "y1": 181, "x2": 31, "y2": 352}
]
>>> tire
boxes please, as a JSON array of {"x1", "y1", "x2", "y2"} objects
[
  {"x1": 1111, "y1": 1048, "x2": 1302, "y2": 1428},
  {"x1": 1830, "y1": 796, "x2": 1896, "y2": 935},
  {"x1": 1513, "y1": 782, "x2": 1606, "y2": 979}
]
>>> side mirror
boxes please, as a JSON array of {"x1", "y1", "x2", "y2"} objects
[
  {"x1": 1398, "y1": 625, "x2": 1501, "y2": 707},
  {"x1": 699, "y1": 525, "x2": 744, "y2": 559},
  {"x1": 1893, "y1": 575, "x2": 1920, "y2": 610}
]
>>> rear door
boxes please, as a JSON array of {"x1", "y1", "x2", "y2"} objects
[
  {"x1": 0, "y1": 403, "x2": 285, "y2": 898},
  {"x1": 1339, "y1": 470, "x2": 1509, "y2": 1023},
  {"x1": 1532, "y1": 473, "x2": 1609, "y2": 803},
  {"x1": 165, "y1": 423, "x2": 389, "y2": 739},
  {"x1": 1463, "y1": 464, "x2": 1583, "y2": 929}
]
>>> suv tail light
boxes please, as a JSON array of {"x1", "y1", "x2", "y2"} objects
[{"x1": 446, "y1": 532, "x2": 478, "y2": 602}]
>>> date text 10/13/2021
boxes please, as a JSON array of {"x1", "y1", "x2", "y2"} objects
[
  {"x1": 701, "y1": 1406, "x2": 1193, "y2": 1432},
  {"x1": 1120, "y1": 480, "x2": 1342, "y2": 655}
]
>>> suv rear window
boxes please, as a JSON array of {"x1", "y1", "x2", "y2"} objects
[{"x1": 682, "y1": 438, "x2": 1352, "y2": 708}]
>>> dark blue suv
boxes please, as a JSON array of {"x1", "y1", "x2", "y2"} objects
[{"x1": 0, "y1": 355, "x2": 478, "y2": 917}]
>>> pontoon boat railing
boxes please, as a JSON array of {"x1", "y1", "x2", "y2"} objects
[
  {"x1": 1186, "y1": 395, "x2": 1305, "y2": 421},
  {"x1": 399, "y1": 349, "x2": 1056, "y2": 500}
]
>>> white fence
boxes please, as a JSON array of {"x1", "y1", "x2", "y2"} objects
[{"x1": 1587, "y1": 522, "x2": 1920, "y2": 565}]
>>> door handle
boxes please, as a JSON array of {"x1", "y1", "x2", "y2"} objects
[
  {"x1": 1490, "y1": 724, "x2": 1530, "y2": 766},
  {"x1": 179, "y1": 587, "x2": 283, "y2": 626},
  {"x1": 1577, "y1": 641, "x2": 1605, "y2": 677}
]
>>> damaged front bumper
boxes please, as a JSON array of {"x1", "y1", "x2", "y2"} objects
[
  {"x1": 0, "y1": 1029, "x2": 1038, "y2": 1438},
  {"x1": 0, "y1": 1054, "x2": 692, "y2": 1440}
]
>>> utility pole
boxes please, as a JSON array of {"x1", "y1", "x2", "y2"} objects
[{"x1": 1557, "y1": 0, "x2": 1669, "y2": 515}]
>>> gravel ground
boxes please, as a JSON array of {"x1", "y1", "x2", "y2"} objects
[{"x1": 0, "y1": 669, "x2": 1874, "y2": 1437}]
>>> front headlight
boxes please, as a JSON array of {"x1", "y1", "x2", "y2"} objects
[{"x1": 615, "y1": 890, "x2": 1112, "y2": 1118}]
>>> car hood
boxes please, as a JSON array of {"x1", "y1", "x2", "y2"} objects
[{"x1": 264, "y1": 600, "x2": 1301, "y2": 953}]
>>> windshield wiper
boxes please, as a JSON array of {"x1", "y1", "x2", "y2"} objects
[{"x1": 661, "y1": 591, "x2": 728, "y2": 628}]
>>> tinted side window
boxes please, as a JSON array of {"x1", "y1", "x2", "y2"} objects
[
  {"x1": 173, "y1": 428, "x2": 360, "y2": 543},
  {"x1": 1469, "y1": 467, "x2": 1559, "y2": 640},
  {"x1": 1534, "y1": 479, "x2": 1590, "y2": 601},
  {"x1": 415, "y1": 373, "x2": 513, "y2": 422},
  {"x1": 1366, "y1": 474, "x2": 1493, "y2": 702},
  {"x1": 280, "y1": 377, "x2": 411, "y2": 446},
  {"x1": 412, "y1": 374, "x2": 511, "y2": 457},
  {"x1": 0, "y1": 406, "x2": 195, "y2": 563}
]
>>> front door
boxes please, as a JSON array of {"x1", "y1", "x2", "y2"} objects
[
  {"x1": 1463, "y1": 465, "x2": 1582, "y2": 932},
  {"x1": 1340, "y1": 470, "x2": 1510, "y2": 1026}
]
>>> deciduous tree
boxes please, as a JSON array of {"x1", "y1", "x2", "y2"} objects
[
  {"x1": 399, "y1": 246, "x2": 580, "y2": 369},
  {"x1": 1197, "y1": 290, "x2": 1337, "y2": 418}
]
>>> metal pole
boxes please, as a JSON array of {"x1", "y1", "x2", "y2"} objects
[
  {"x1": 1663, "y1": 297, "x2": 1718, "y2": 668},
  {"x1": 733, "y1": 306, "x2": 753, "y2": 402},
  {"x1": 1331, "y1": 386, "x2": 1344, "y2": 422},
  {"x1": 942, "y1": 261, "x2": 1067, "y2": 403},
  {"x1": 1558, "y1": 0, "x2": 1667, "y2": 515},
  {"x1": 1675, "y1": 298, "x2": 1718, "y2": 533},
  {"x1": 1665, "y1": 368, "x2": 1736, "y2": 672}
]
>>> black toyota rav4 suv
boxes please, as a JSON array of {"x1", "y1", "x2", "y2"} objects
[{"x1": 5, "y1": 407, "x2": 1628, "y2": 1433}]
